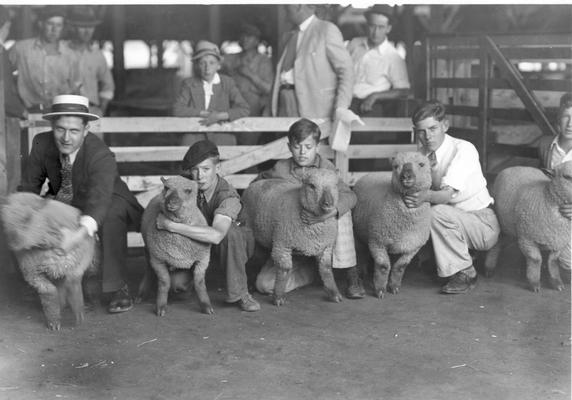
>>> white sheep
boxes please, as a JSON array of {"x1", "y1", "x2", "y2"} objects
[
  {"x1": 240, "y1": 168, "x2": 342, "y2": 306},
  {"x1": 353, "y1": 152, "x2": 432, "y2": 298},
  {"x1": 484, "y1": 161, "x2": 572, "y2": 292},
  {"x1": 137, "y1": 176, "x2": 212, "y2": 315},
  {"x1": 1, "y1": 192, "x2": 98, "y2": 330}
]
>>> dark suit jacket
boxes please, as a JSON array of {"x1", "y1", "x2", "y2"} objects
[
  {"x1": 538, "y1": 135, "x2": 556, "y2": 169},
  {"x1": 22, "y1": 130, "x2": 142, "y2": 227},
  {"x1": 172, "y1": 74, "x2": 250, "y2": 120},
  {"x1": 1, "y1": 46, "x2": 25, "y2": 118}
]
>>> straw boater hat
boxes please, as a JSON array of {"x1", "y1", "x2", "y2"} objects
[{"x1": 42, "y1": 95, "x2": 100, "y2": 121}]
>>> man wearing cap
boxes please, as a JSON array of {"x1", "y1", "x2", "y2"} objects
[
  {"x1": 347, "y1": 5, "x2": 410, "y2": 116},
  {"x1": 66, "y1": 6, "x2": 114, "y2": 117},
  {"x1": 155, "y1": 139, "x2": 261, "y2": 312},
  {"x1": 270, "y1": 4, "x2": 353, "y2": 119},
  {"x1": 173, "y1": 40, "x2": 249, "y2": 146},
  {"x1": 22, "y1": 95, "x2": 144, "y2": 313},
  {"x1": 9, "y1": 6, "x2": 81, "y2": 112}
]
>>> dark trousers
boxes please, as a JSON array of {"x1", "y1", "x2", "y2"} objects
[
  {"x1": 214, "y1": 223, "x2": 255, "y2": 302},
  {"x1": 100, "y1": 194, "x2": 143, "y2": 293}
]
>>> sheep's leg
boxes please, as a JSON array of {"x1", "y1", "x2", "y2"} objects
[
  {"x1": 484, "y1": 235, "x2": 505, "y2": 277},
  {"x1": 64, "y1": 276, "x2": 85, "y2": 326},
  {"x1": 28, "y1": 273, "x2": 61, "y2": 330},
  {"x1": 370, "y1": 243, "x2": 390, "y2": 299},
  {"x1": 518, "y1": 238, "x2": 542, "y2": 293},
  {"x1": 388, "y1": 248, "x2": 420, "y2": 295},
  {"x1": 317, "y1": 247, "x2": 342, "y2": 303},
  {"x1": 272, "y1": 246, "x2": 292, "y2": 307},
  {"x1": 547, "y1": 251, "x2": 564, "y2": 291},
  {"x1": 193, "y1": 255, "x2": 214, "y2": 315},
  {"x1": 150, "y1": 256, "x2": 171, "y2": 316},
  {"x1": 354, "y1": 236, "x2": 370, "y2": 291}
]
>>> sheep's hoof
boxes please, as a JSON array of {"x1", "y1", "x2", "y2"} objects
[
  {"x1": 375, "y1": 290, "x2": 385, "y2": 300},
  {"x1": 134, "y1": 296, "x2": 143, "y2": 304},
  {"x1": 550, "y1": 279, "x2": 564, "y2": 292},
  {"x1": 156, "y1": 306, "x2": 167, "y2": 317},
  {"x1": 273, "y1": 296, "x2": 286, "y2": 307},
  {"x1": 201, "y1": 304, "x2": 215, "y2": 315},
  {"x1": 329, "y1": 293, "x2": 343, "y2": 303},
  {"x1": 484, "y1": 268, "x2": 495, "y2": 278},
  {"x1": 388, "y1": 285, "x2": 400, "y2": 295},
  {"x1": 47, "y1": 321, "x2": 61, "y2": 331},
  {"x1": 529, "y1": 284, "x2": 541, "y2": 293}
]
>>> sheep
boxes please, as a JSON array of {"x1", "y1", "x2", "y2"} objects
[
  {"x1": 484, "y1": 161, "x2": 572, "y2": 292},
  {"x1": 353, "y1": 152, "x2": 432, "y2": 298},
  {"x1": 137, "y1": 176, "x2": 212, "y2": 316},
  {"x1": 0, "y1": 192, "x2": 98, "y2": 330},
  {"x1": 240, "y1": 168, "x2": 342, "y2": 306}
]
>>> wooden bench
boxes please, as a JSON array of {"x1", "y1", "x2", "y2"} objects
[{"x1": 25, "y1": 116, "x2": 415, "y2": 247}]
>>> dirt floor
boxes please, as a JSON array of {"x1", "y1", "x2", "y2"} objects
[{"x1": 0, "y1": 243, "x2": 570, "y2": 400}]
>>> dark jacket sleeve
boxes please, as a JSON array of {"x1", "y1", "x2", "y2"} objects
[
  {"x1": 225, "y1": 76, "x2": 250, "y2": 121},
  {"x1": 2, "y1": 47, "x2": 25, "y2": 118},
  {"x1": 81, "y1": 145, "x2": 119, "y2": 227},
  {"x1": 172, "y1": 79, "x2": 201, "y2": 117},
  {"x1": 21, "y1": 135, "x2": 49, "y2": 194}
]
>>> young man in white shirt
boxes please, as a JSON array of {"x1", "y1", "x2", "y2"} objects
[{"x1": 404, "y1": 100, "x2": 500, "y2": 294}]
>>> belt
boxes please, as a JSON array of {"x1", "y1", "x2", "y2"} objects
[{"x1": 280, "y1": 84, "x2": 295, "y2": 90}]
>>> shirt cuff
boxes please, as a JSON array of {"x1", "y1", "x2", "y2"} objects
[
  {"x1": 79, "y1": 215, "x2": 98, "y2": 237},
  {"x1": 99, "y1": 90, "x2": 114, "y2": 100}
]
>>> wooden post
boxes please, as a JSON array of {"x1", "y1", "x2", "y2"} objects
[
  {"x1": 208, "y1": 5, "x2": 221, "y2": 45},
  {"x1": 334, "y1": 150, "x2": 350, "y2": 184},
  {"x1": 0, "y1": 47, "x2": 7, "y2": 196},
  {"x1": 112, "y1": 5, "x2": 126, "y2": 99},
  {"x1": 478, "y1": 36, "x2": 491, "y2": 172}
]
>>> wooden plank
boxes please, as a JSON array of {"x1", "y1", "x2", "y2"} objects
[
  {"x1": 0, "y1": 47, "x2": 6, "y2": 196},
  {"x1": 112, "y1": 145, "x2": 261, "y2": 163},
  {"x1": 484, "y1": 36, "x2": 556, "y2": 137},
  {"x1": 433, "y1": 78, "x2": 572, "y2": 92},
  {"x1": 489, "y1": 143, "x2": 538, "y2": 158},
  {"x1": 352, "y1": 117, "x2": 411, "y2": 132},
  {"x1": 91, "y1": 117, "x2": 331, "y2": 134},
  {"x1": 431, "y1": 46, "x2": 572, "y2": 61},
  {"x1": 428, "y1": 33, "x2": 572, "y2": 49}
]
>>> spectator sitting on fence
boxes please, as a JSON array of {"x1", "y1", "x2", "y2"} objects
[
  {"x1": 9, "y1": 5, "x2": 81, "y2": 113},
  {"x1": 155, "y1": 139, "x2": 261, "y2": 312},
  {"x1": 538, "y1": 91, "x2": 572, "y2": 270},
  {"x1": 253, "y1": 118, "x2": 365, "y2": 299},
  {"x1": 172, "y1": 40, "x2": 250, "y2": 147},
  {"x1": 21, "y1": 94, "x2": 144, "y2": 313},
  {"x1": 403, "y1": 100, "x2": 499, "y2": 295},
  {"x1": 347, "y1": 4, "x2": 410, "y2": 116}
]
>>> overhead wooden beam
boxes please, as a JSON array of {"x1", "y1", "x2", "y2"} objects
[
  {"x1": 208, "y1": 5, "x2": 221, "y2": 44},
  {"x1": 112, "y1": 5, "x2": 126, "y2": 98},
  {"x1": 483, "y1": 35, "x2": 556, "y2": 137}
]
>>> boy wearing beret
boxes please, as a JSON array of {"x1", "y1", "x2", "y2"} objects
[{"x1": 156, "y1": 140, "x2": 261, "y2": 312}]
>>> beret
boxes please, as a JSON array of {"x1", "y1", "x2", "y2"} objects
[{"x1": 182, "y1": 139, "x2": 220, "y2": 169}]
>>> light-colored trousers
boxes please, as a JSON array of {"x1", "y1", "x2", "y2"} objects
[
  {"x1": 256, "y1": 212, "x2": 357, "y2": 294},
  {"x1": 431, "y1": 204, "x2": 500, "y2": 277}
]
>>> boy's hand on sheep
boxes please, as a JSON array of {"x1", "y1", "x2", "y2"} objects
[
  {"x1": 403, "y1": 190, "x2": 431, "y2": 209},
  {"x1": 300, "y1": 208, "x2": 337, "y2": 225},
  {"x1": 58, "y1": 226, "x2": 89, "y2": 253},
  {"x1": 560, "y1": 203, "x2": 572, "y2": 219},
  {"x1": 156, "y1": 213, "x2": 175, "y2": 232}
]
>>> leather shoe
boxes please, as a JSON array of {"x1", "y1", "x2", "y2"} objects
[
  {"x1": 441, "y1": 271, "x2": 477, "y2": 294},
  {"x1": 108, "y1": 284, "x2": 133, "y2": 313},
  {"x1": 239, "y1": 293, "x2": 261, "y2": 312},
  {"x1": 346, "y1": 266, "x2": 365, "y2": 299}
]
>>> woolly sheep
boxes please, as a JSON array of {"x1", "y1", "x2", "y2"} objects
[
  {"x1": 353, "y1": 152, "x2": 432, "y2": 298},
  {"x1": 240, "y1": 168, "x2": 342, "y2": 306},
  {"x1": 1, "y1": 192, "x2": 98, "y2": 330},
  {"x1": 484, "y1": 162, "x2": 572, "y2": 292},
  {"x1": 137, "y1": 176, "x2": 212, "y2": 316}
]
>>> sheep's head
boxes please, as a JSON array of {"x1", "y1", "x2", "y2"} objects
[
  {"x1": 390, "y1": 152, "x2": 432, "y2": 195},
  {"x1": 299, "y1": 168, "x2": 339, "y2": 215},
  {"x1": 160, "y1": 176, "x2": 200, "y2": 217},
  {"x1": 545, "y1": 160, "x2": 572, "y2": 204}
]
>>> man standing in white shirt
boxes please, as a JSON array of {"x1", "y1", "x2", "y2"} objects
[
  {"x1": 347, "y1": 5, "x2": 410, "y2": 116},
  {"x1": 404, "y1": 100, "x2": 500, "y2": 294}
]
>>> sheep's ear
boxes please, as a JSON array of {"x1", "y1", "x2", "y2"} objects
[
  {"x1": 541, "y1": 168, "x2": 555, "y2": 180},
  {"x1": 160, "y1": 176, "x2": 167, "y2": 185}
]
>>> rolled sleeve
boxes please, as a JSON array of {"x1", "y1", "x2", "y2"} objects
[
  {"x1": 214, "y1": 196, "x2": 241, "y2": 222},
  {"x1": 79, "y1": 215, "x2": 98, "y2": 236}
]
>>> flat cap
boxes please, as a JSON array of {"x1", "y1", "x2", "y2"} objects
[{"x1": 182, "y1": 139, "x2": 220, "y2": 170}]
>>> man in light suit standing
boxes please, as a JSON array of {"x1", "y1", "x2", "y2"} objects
[{"x1": 270, "y1": 4, "x2": 353, "y2": 119}]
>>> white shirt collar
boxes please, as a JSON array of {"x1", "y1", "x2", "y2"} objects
[
  {"x1": 374, "y1": 38, "x2": 391, "y2": 54},
  {"x1": 202, "y1": 72, "x2": 221, "y2": 87},
  {"x1": 63, "y1": 147, "x2": 81, "y2": 164},
  {"x1": 298, "y1": 14, "x2": 314, "y2": 32},
  {"x1": 428, "y1": 134, "x2": 453, "y2": 163}
]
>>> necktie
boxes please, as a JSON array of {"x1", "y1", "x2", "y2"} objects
[
  {"x1": 197, "y1": 190, "x2": 208, "y2": 213},
  {"x1": 55, "y1": 154, "x2": 73, "y2": 204},
  {"x1": 427, "y1": 151, "x2": 441, "y2": 190},
  {"x1": 281, "y1": 30, "x2": 299, "y2": 72}
]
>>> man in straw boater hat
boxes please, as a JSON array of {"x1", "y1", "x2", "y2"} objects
[
  {"x1": 66, "y1": 5, "x2": 114, "y2": 118},
  {"x1": 22, "y1": 95, "x2": 144, "y2": 313}
]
